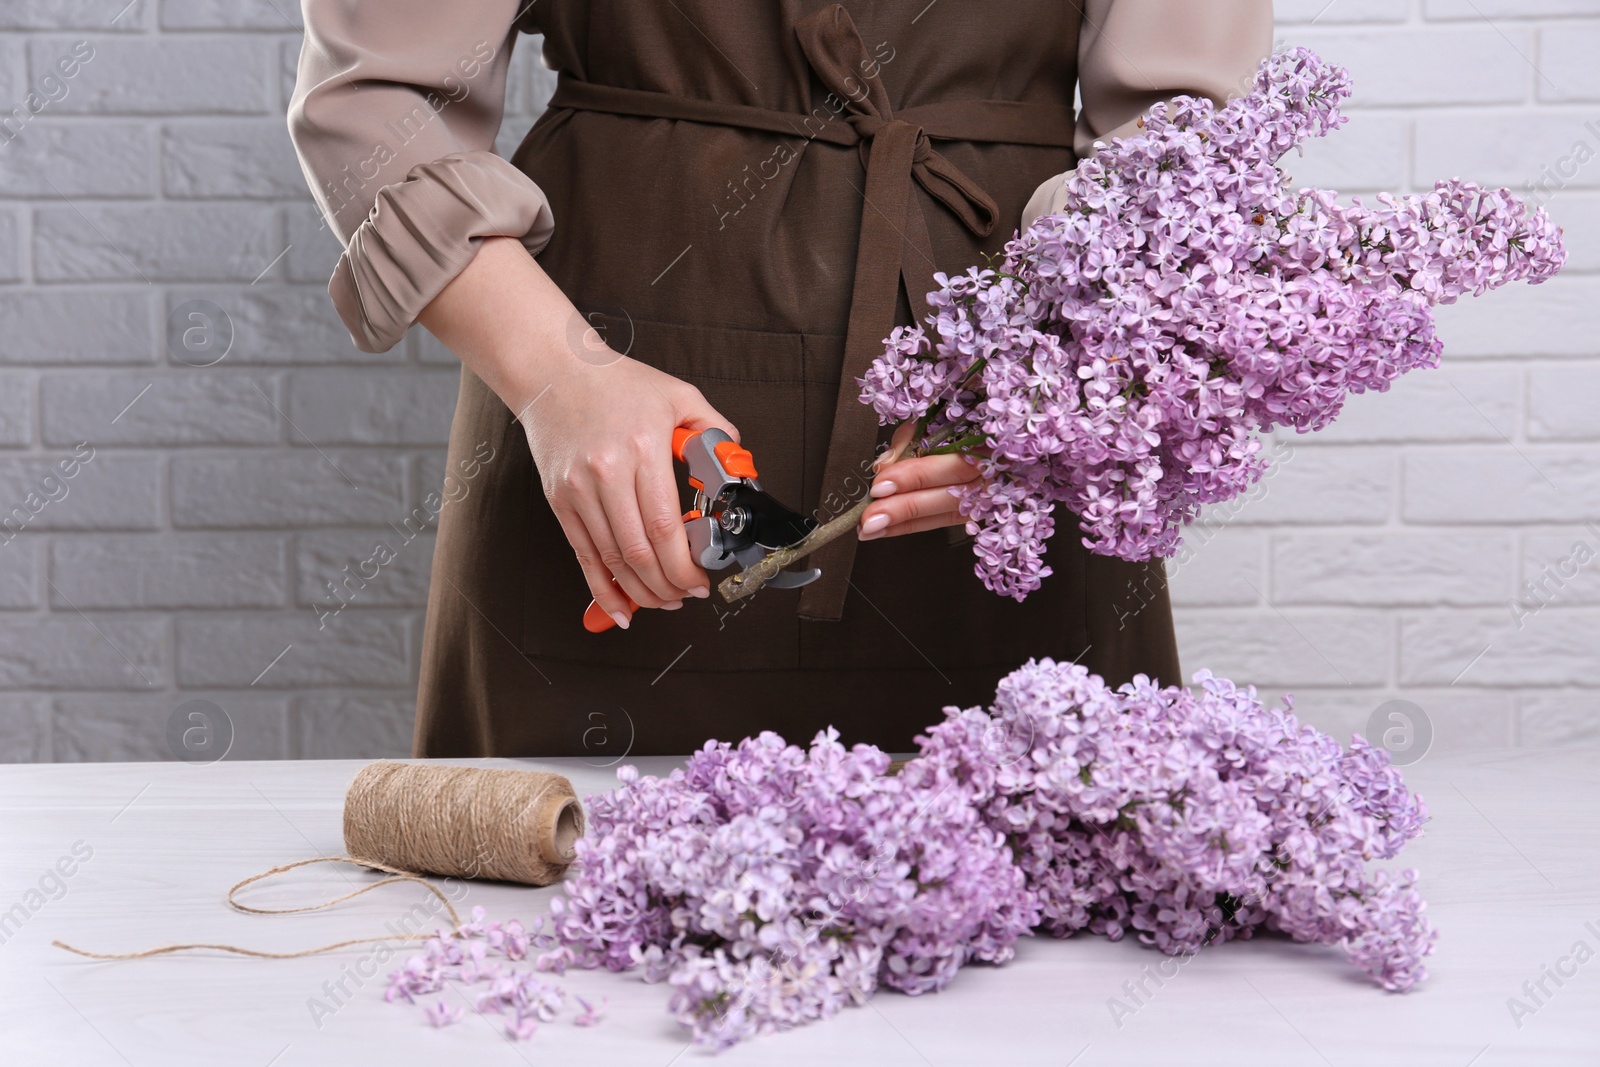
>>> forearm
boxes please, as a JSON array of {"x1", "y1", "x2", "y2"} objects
[
  {"x1": 288, "y1": 0, "x2": 554, "y2": 354},
  {"x1": 417, "y1": 235, "x2": 577, "y2": 420}
]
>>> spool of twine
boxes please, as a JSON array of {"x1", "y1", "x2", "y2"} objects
[
  {"x1": 54, "y1": 760, "x2": 586, "y2": 961},
  {"x1": 344, "y1": 761, "x2": 586, "y2": 886}
]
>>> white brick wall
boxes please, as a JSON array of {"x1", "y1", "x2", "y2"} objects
[
  {"x1": 1174, "y1": 0, "x2": 1600, "y2": 751},
  {"x1": 0, "y1": 1, "x2": 1595, "y2": 762}
]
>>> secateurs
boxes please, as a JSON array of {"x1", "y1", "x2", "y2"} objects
[{"x1": 581, "y1": 427, "x2": 821, "y2": 632}]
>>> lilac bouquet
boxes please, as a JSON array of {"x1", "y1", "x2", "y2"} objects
[
  {"x1": 547, "y1": 729, "x2": 1037, "y2": 1050},
  {"x1": 546, "y1": 659, "x2": 1434, "y2": 1050},
  {"x1": 913, "y1": 659, "x2": 1434, "y2": 992},
  {"x1": 860, "y1": 47, "x2": 1566, "y2": 599}
]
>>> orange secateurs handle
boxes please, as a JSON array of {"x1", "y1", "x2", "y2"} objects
[{"x1": 582, "y1": 428, "x2": 753, "y2": 633}]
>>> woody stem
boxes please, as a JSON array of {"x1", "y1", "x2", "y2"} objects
[
  {"x1": 717, "y1": 494, "x2": 875, "y2": 604},
  {"x1": 716, "y1": 422, "x2": 962, "y2": 604}
]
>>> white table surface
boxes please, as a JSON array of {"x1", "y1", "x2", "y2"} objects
[{"x1": 2, "y1": 748, "x2": 1597, "y2": 1067}]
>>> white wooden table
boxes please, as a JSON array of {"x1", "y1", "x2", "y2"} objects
[{"x1": 2, "y1": 748, "x2": 1597, "y2": 1066}]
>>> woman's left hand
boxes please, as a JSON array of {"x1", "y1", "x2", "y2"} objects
[{"x1": 858, "y1": 421, "x2": 984, "y2": 540}]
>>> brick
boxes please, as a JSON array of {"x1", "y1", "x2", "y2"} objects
[
  {"x1": 164, "y1": 287, "x2": 379, "y2": 364},
  {"x1": 295, "y1": 528, "x2": 436, "y2": 609},
  {"x1": 161, "y1": 0, "x2": 301, "y2": 30},
  {"x1": 1282, "y1": 113, "x2": 1409, "y2": 193},
  {"x1": 1518, "y1": 527, "x2": 1600, "y2": 606},
  {"x1": 1539, "y1": 192, "x2": 1600, "y2": 272},
  {"x1": 1176, "y1": 609, "x2": 1392, "y2": 686},
  {"x1": 1308, "y1": 364, "x2": 1519, "y2": 443},
  {"x1": 1165, "y1": 528, "x2": 1265, "y2": 607},
  {"x1": 0, "y1": 39, "x2": 20, "y2": 103},
  {"x1": 50, "y1": 533, "x2": 288, "y2": 608},
  {"x1": 1431, "y1": 276, "x2": 1600, "y2": 359},
  {"x1": 1404, "y1": 447, "x2": 1600, "y2": 522},
  {"x1": 1250, "y1": 686, "x2": 1515, "y2": 751},
  {"x1": 162, "y1": 120, "x2": 307, "y2": 198},
  {"x1": 53, "y1": 693, "x2": 288, "y2": 761},
  {"x1": 1400, "y1": 608, "x2": 1600, "y2": 685},
  {"x1": 0, "y1": 454, "x2": 160, "y2": 531},
  {"x1": 0, "y1": 291, "x2": 152, "y2": 365},
  {"x1": 286, "y1": 369, "x2": 458, "y2": 445},
  {"x1": 0, "y1": 123, "x2": 152, "y2": 197},
  {"x1": 1277, "y1": 0, "x2": 1408, "y2": 22},
  {"x1": 0, "y1": 2, "x2": 147, "y2": 28},
  {"x1": 1415, "y1": 112, "x2": 1600, "y2": 191},
  {"x1": 1519, "y1": 692, "x2": 1600, "y2": 745},
  {"x1": 283, "y1": 200, "x2": 345, "y2": 286},
  {"x1": 0, "y1": 372, "x2": 32, "y2": 447},
  {"x1": 1539, "y1": 25, "x2": 1600, "y2": 102},
  {"x1": 175, "y1": 613, "x2": 412, "y2": 687},
  {"x1": 0, "y1": 209, "x2": 18, "y2": 282},
  {"x1": 1273, "y1": 532, "x2": 1514, "y2": 605},
  {"x1": 171, "y1": 452, "x2": 406, "y2": 527},
  {"x1": 28, "y1": 37, "x2": 272, "y2": 114},
  {"x1": 34, "y1": 203, "x2": 280, "y2": 283},
  {"x1": 0, "y1": 695, "x2": 51, "y2": 762},
  {"x1": 1281, "y1": 29, "x2": 1529, "y2": 106},
  {"x1": 0, "y1": 617, "x2": 164, "y2": 687},
  {"x1": 0, "y1": 538, "x2": 39, "y2": 608},
  {"x1": 295, "y1": 692, "x2": 414, "y2": 759},
  {"x1": 41, "y1": 373, "x2": 282, "y2": 446},
  {"x1": 1207, "y1": 443, "x2": 1394, "y2": 526},
  {"x1": 1528, "y1": 363, "x2": 1600, "y2": 438},
  {"x1": 1426, "y1": 0, "x2": 1600, "y2": 18}
]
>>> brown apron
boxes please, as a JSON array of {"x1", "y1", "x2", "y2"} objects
[{"x1": 413, "y1": 0, "x2": 1181, "y2": 758}]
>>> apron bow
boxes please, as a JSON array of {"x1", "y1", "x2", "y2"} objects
[{"x1": 792, "y1": 3, "x2": 997, "y2": 620}]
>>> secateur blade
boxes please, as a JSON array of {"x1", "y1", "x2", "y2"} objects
[{"x1": 723, "y1": 483, "x2": 817, "y2": 551}]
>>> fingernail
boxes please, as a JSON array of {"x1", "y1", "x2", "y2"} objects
[
  {"x1": 689, "y1": 585, "x2": 710, "y2": 599},
  {"x1": 663, "y1": 599, "x2": 684, "y2": 610},
  {"x1": 870, "y1": 479, "x2": 896, "y2": 498},
  {"x1": 861, "y1": 513, "x2": 889, "y2": 536},
  {"x1": 609, "y1": 610, "x2": 631, "y2": 630}
]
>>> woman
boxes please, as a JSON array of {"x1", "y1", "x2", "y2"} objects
[{"x1": 288, "y1": 0, "x2": 1274, "y2": 758}]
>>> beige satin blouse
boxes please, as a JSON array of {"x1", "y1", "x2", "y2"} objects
[{"x1": 287, "y1": 1, "x2": 1274, "y2": 354}]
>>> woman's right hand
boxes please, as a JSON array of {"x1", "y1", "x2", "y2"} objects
[
  {"x1": 525, "y1": 351, "x2": 738, "y2": 628},
  {"x1": 417, "y1": 236, "x2": 738, "y2": 629}
]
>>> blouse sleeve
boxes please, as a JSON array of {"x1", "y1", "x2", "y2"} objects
[
  {"x1": 1021, "y1": 0, "x2": 1275, "y2": 230},
  {"x1": 287, "y1": 0, "x2": 554, "y2": 353}
]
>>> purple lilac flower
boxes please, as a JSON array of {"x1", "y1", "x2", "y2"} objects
[
  {"x1": 912, "y1": 659, "x2": 1437, "y2": 992},
  {"x1": 573, "y1": 995, "x2": 608, "y2": 1026},
  {"x1": 548, "y1": 658, "x2": 1434, "y2": 1048},
  {"x1": 382, "y1": 907, "x2": 601, "y2": 1041},
  {"x1": 859, "y1": 47, "x2": 1566, "y2": 598},
  {"x1": 548, "y1": 727, "x2": 1037, "y2": 1050}
]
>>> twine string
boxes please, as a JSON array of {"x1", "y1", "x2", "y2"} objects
[
  {"x1": 51, "y1": 761, "x2": 585, "y2": 963},
  {"x1": 52, "y1": 855, "x2": 464, "y2": 961}
]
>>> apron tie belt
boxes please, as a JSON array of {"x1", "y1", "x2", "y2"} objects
[{"x1": 792, "y1": 3, "x2": 992, "y2": 621}]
